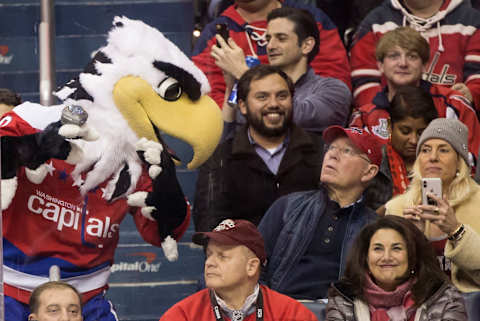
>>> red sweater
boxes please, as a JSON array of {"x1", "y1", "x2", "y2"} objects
[
  {"x1": 350, "y1": 81, "x2": 480, "y2": 159},
  {"x1": 350, "y1": 0, "x2": 480, "y2": 109},
  {"x1": 192, "y1": 0, "x2": 351, "y2": 108},
  {"x1": 159, "y1": 285, "x2": 318, "y2": 321}
]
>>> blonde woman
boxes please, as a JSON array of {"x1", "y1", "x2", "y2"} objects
[{"x1": 386, "y1": 118, "x2": 480, "y2": 318}]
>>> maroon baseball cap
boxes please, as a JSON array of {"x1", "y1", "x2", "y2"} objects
[
  {"x1": 193, "y1": 219, "x2": 267, "y2": 265},
  {"x1": 323, "y1": 126, "x2": 382, "y2": 167}
]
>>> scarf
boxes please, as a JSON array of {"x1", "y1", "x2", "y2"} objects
[
  {"x1": 364, "y1": 274, "x2": 416, "y2": 321},
  {"x1": 386, "y1": 143, "x2": 410, "y2": 196}
]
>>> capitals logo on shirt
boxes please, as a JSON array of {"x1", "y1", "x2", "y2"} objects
[
  {"x1": 27, "y1": 188, "x2": 119, "y2": 240},
  {"x1": 372, "y1": 118, "x2": 390, "y2": 140},
  {"x1": 423, "y1": 52, "x2": 456, "y2": 86}
]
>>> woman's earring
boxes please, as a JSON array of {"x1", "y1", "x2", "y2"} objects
[
  {"x1": 410, "y1": 269, "x2": 415, "y2": 275},
  {"x1": 456, "y1": 170, "x2": 460, "y2": 177}
]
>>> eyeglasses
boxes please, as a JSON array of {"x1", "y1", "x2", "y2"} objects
[{"x1": 325, "y1": 144, "x2": 371, "y2": 163}]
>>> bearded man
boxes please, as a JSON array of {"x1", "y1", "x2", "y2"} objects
[{"x1": 193, "y1": 65, "x2": 324, "y2": 231}]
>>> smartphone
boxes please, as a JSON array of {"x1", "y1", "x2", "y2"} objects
[
  {"x1": 215, "y1": 23, "x2": 229, "y2": 47},
  {"x1": 421, "y1": 178, "x2": 442, "y2": 207}
]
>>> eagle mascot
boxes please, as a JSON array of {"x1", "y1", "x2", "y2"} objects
[{"x1": 0, "y1": 16, "x2": 222, "y2": 320}]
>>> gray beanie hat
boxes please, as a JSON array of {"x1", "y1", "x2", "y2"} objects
[{"x1": 416, "y1": 118, "x2": 470, "y2": 165}]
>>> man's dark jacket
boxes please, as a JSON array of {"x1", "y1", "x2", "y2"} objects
[{"x1": 193, "y1": 124, "x2": 324, "y2": 231}]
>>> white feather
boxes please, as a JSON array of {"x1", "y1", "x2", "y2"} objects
[
  {"x1": 162, "y1": 236, "x2": 178, "y2": 262},
  {"x1": 25, "y1": 165, "x2": 48, "y2": 184},
  {"x1": 1, "y1": 177, "x2": 18, "y2": 210}
]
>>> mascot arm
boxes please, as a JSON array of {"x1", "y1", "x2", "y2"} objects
[
  {"x1": 146, "y1": 151, "x2": 188, "y2": 236},
  {"x1": 127, "y1": 138, "x2": 190, "y2": 261},
  {"x1": 1, "y1": 121, "x2": 71, "y2": 179}
]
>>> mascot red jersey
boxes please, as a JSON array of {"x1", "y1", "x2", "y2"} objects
[{"x1": 0, "y1": 16, "x2": 222, "y2": 321}]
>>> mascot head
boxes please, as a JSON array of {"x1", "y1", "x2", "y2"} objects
[{"x1": 55, "y1": 16, "x2": 222, "y2": 200}]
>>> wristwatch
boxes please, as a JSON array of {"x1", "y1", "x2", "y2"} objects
[{"x1": 448, "y1": 224, "x2": 465, "y2": 242}]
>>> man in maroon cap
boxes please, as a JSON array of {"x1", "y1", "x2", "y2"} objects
[
  {"x1": 159, "y1": 219, "x2": 318, "y2": 321},
  {"x1": 258, "y1": 126, "x2": 381, "y2": 301}
]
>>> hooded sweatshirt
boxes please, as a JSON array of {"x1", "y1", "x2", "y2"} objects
[{"x1": 350, "y1": 0, "x2": 480, "y2": 109}]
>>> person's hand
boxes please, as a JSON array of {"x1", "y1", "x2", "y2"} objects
[
  {"x1": 211, "y1": 35, "x2": 249, "y2": 79},
  {"x1": 415, "y1": 193, "x2": 461, "y2": 236},
  {"x1": 451, "y1": 82, "x2": 473, "y2": 102},
  {"x1": 403, "y1": 206, "x2": 426, "y2": 232}
]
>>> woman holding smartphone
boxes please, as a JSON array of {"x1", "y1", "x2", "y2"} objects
[{"x1": 385, "y1": 118, "x2": 480, "y2": 317}]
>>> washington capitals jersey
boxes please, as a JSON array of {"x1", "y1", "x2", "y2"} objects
[
  {"x1": 350, "y1": 0, "x2": 480, "y2": 109},
  {"x1": 349, "y1": 81, "x2": 480, "y2": 160},
  {"x1": 0, "y1": 103, "x2": 188, "y2": 304}
]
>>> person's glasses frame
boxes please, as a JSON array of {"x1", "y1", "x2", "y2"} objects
[{"x1": 324, "y1": 144, "x2": 371, "y2": 164}]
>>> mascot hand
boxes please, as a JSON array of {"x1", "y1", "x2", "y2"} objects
[
  {"x1": 2, "y1": 121, "x2": 71, "y2": 180},
  {"x1": 59, "y1": 122, "x2": 99, "y2": 142},
  {"x1": 1, "y1": 120, "x2": 98, "y2": 209},
  {"x1": 24, "y1": 121, "x2": 98, "y2": 184},
  {"x1": 127, "y1": 138, "x2": 187, "y2": 262}
]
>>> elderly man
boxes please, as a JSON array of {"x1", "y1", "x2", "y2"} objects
[
  {"x1": 259, "y1": 126, "x2": 380, "y2": 300},
  {"x1": 159, "y1": 219, "x2": 318, "y2": 321}
]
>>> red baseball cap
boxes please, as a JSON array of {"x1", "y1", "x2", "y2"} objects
[
  {"x1": 322, "y1": 126, "x2": 382, "y2": 167},
  {"x1": 193, "y1": 219, "x2": 267, "y2": 265}
]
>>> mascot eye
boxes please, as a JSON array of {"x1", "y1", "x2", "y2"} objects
[{"x1": 157, "y1": 77, "x2": 183, "y2": 101}]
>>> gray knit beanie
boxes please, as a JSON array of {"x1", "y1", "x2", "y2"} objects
[{"x1": 416, "y1": 118, "x2": 470, "y2": 165}]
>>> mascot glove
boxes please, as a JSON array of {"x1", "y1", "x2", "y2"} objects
[
  {"x1": 162, "y1": 235, "x2": 179, "y2": 262},
  {"x1": 127, "y1": 191, "x2": 153, "y2": 219},
  {"x1": 59, "y1": 123, "x2": 99, "y2": 141},
  {"x1": 135, "y1": 137, "x2": 163, "y2": 165},
  {"x1": 126, "y1": 192, "x2": 179, "y2": 262}
]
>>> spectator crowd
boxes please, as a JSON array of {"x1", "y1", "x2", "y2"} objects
[{"x1": 2, "y1": 0, "x2": 480, "y2": 320}]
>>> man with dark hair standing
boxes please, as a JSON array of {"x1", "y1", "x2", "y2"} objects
[
  {"x1": 265, "y1": 8, "x2": 351, "y2": 133},
  {"x1": 192, "y1": 0, "x2": 350, "y2": 109},
  {"x1": 159, "y1": 219, "x2": 318, "y2": 321},
  {"x1": 214, "y1": 7, "x2": 351, "y2": 133},
  {"x1": 193, "y1": 65, "x2": 323, "y2": 232}
]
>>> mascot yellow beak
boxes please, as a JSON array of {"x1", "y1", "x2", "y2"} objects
[{"x1": 113, "y1": 76, "x2": 222, "y2": 169}]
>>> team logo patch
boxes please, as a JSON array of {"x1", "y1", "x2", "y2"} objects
[
  {"x1": 214, "y1": 219, "x2": 235, "y2": 231},
  {"x1": 0, "y1": 116, "x2": 12, "y2": 127},
  {"x1": 372, "y1": 118, "x2": 390, "y2": 139}
]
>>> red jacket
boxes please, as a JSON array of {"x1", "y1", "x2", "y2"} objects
[
  {"x1": 0, "y1": 106, "x2": 190, "y2": 304},
  {"x1": 159, "y1": 285, "x2": 318, "y2": 321},
  {"x1": 192, "y1": 0, "x2": 351, "y2": 108},
  {"x1": 350, "y1": 81, "x2": 480, "y2": 159}
]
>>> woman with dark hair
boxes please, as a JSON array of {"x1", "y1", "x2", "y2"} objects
[
  {"x1": 326, "y1": 215, "x2": 466, "y2": 321},
  {"x1": 366, "y1": 85, "x2": 438, "y2": 213}
]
